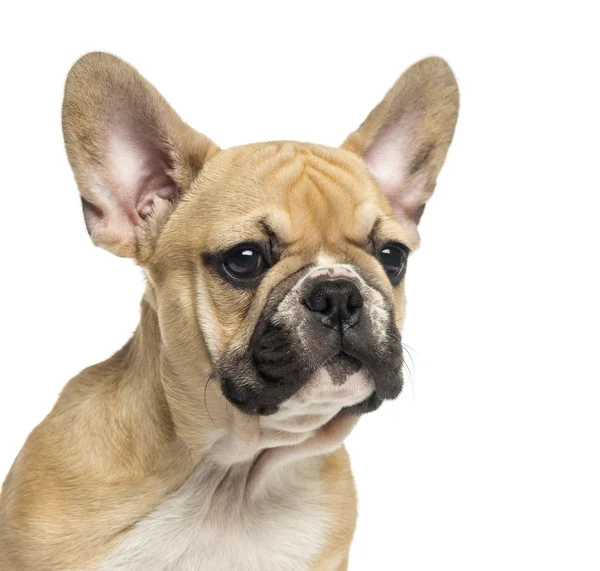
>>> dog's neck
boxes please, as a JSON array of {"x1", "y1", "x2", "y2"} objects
[
  {"x1": 120, "y1": 287, "x2": 220, "y2": 465},
  {"x1": 115, "y1": 286, "x2": 358, "y2": 497}
]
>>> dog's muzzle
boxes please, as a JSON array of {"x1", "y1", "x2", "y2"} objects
[{"x1": 217, "y1": 265, "x2": 404, "y2": 416}]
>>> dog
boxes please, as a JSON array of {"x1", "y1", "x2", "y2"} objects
[{"x1": 0, "y1": 52, "x2": 458, "y2": 570}]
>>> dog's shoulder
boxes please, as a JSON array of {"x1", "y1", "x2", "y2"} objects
[{"x1": 0, "y1": 346, "x2": 196, "y2": 570}]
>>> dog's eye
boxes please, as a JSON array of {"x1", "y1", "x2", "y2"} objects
[
  {"x1": 377, "y1": 243, "x2": 408, "y2": 282},
  {"x1": 223, "y1": 246, "x2": 266, "y2": 279}
]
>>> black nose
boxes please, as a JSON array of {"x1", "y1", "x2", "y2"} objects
[{"x1": 304, "y1": 278, "x2": 363, "y2": 330}]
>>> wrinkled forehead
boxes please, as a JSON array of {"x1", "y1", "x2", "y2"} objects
[{"x1": 162, "y1": 141, "x2": 418, "y2": 257}]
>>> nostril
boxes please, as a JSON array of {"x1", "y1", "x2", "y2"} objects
[
  {"x1": 304, "y1": 278, "x2": 364, "y2": 329},
  {"x1": 304, "y1": 291, "x2": 329, "y2": 314},
  {"x1": 348, "y1": 293, "x2": 363, "y2": 311}
]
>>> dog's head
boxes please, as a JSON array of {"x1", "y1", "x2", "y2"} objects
[{"x1": 62, "y1": 53, "x2": 458, "y2": 439}]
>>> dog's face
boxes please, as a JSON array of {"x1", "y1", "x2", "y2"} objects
[
  {"x1": 62, "y1": 53, "x2": 458, "y2": 432},
  {"x1": 160, "y1": 143, "x2": 411, "y2": 417}
]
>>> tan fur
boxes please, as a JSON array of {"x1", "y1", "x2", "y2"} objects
[
  {"x1": 311, "y1": 448, "x2": 357, "y2": 570},
  {"x1": 0, "y1": 53, "x2": 458, "y2": 569}
]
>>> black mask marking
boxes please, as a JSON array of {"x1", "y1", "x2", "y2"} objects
[
  {"x1": 217, "y1": 266, "x2": 404, "y2": 416},
  {"x1": 325, "y1": 353, "x2": 363, "y2": 385}
]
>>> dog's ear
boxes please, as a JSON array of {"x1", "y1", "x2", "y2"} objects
[
  {"x1": 343, "y1": 57, "x2": 459, "y2": 225},
  {"x1": 62, "y1": 52, "x2": 219, "y2": 258}
]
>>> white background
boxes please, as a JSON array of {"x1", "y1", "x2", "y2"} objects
[{"x1": 1, "y1": 2, "x2": 599, "y2": 569}]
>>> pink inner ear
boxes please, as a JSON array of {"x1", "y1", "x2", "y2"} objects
[
  {"x1": 364, "y1": 125, "x2": 411, "y2": 216},
  {"x1": 363, "y1": 122, "x2": 431, "y2": 223},
  {"x1": 364, "y1": 129, "x2": 408, "y2": 195},
  {"x1": 136, "y1": 174, "x2": 180, "y2": 218},
  {"x1": 103, "y1": 130, "x2": 178, "y2": 221},
  {"x1": 83, "y1": 127, "x2": 180, "y2": 253}
]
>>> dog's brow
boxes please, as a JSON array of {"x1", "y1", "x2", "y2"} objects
[
  {"x1": 372, "y1": 216, "x2": 413, "y2": 251},
  {"x1": 368, "y1": 216, "x2": 382, "y2": 243},
  {"x1": 203, "y1": 215, "x2": 289, "y2": 254},
  {"x1": 347, "y1": 215, "x2": 381, "y2": 249},
  {"x1": 259, "y1": 215, "x2": 294, "y2": 248},
  {"x1": 260, "y1": 219, "x2": 278, "y2": 241},
  {"x1": 203, "y1": 223, "x2": 266, "y2": 254}
]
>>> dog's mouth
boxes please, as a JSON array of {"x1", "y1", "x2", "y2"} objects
[
  {"x1": 219, "y1": 352, "x2": 367, "y2": 414},
  {"x1": 218, "y1": 341, "x2": 398, "y2": 418},
  {"x1": 323, "y1": 352, "x2": 363, "y2": 384}
]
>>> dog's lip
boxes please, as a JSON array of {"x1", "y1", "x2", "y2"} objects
[
  {"x1": 220, "y1": 380, "x2": 281, "y2": 416},
  {"x1": 324, "y1": 351, "x2": 362, "y2": 367}
]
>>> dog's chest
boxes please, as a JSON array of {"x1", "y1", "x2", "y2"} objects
[{"x1": 97, "y1": 457, "x2": 328, "y2": 571}]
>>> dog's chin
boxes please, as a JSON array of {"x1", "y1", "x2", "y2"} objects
[
  {"x1": 220, "y1": 352, "x2": 387, "y2": 419},
  {"x1": 315, "y1": 352, "x2": 385, "y2": 414},
  {"x1": 257, "y1": 361, "x2": 377, "y2": 446}
]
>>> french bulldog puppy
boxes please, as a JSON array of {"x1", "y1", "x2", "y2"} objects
[{"x1": 0, "y1": 53, "x2": 458, "y2": 570}]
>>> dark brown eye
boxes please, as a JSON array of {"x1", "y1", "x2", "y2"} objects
[
  {"x1": 378, "y1": 243, "x2": 408, "y2": 282},
  {"x1": 223, "y1": 246, "x2": 266, "y2": 279}
]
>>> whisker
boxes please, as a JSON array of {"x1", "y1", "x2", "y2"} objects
[
  {"x1": 401, "y1": 343, "x2": 417, "y2": 377},
  {"x1": 400, "y1": 341, "x2": 417, "y2": 396},
  {"x1": 204, "y1": 373, "x2": 218, "y2": 426}
]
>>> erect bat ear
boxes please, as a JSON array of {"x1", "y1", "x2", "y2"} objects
[
  {"x1": 62, "y1": 52, "x2": 219, "y2": 258},
  {"x1": 343, "y1": 57, "x2": 459, "y2": 225}
]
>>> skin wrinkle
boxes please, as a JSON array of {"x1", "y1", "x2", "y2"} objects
[
  {"x1": 262, "y1": 144, "x2": 300, "y2": 181},
  {"x1": 303, "y1": 166, "x2": 344, "y2": 225}
]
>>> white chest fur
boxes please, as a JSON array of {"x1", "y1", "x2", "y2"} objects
[{"x1": 97, "y1": 456, "x2": 328, "y2": 571}]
